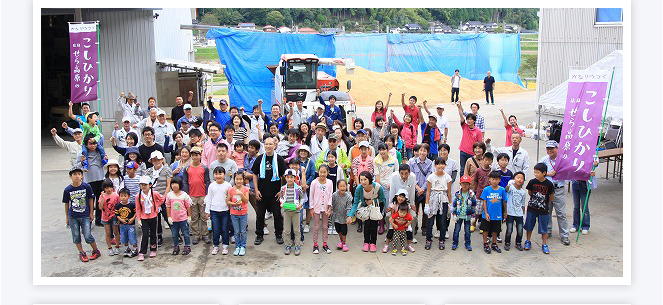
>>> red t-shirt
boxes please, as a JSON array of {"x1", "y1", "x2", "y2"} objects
[
  {"x1": 403, "y1": 105, "x2": 420, "y2": 125},
  {"x1": 187, "y1": 165, "x2": 207, "y2": 197},
  {"x1": 459, "y1": 121, "x2": 483, "y2": 155},
  {"x1": 228, "y1": 186, "x2": 250, "y2": 216},
  {"x1": 99, "y1": 192, "x2": 120, "y2": 222},
  {"x1": 371, "y1": 108, "x2": 388, "y2": 126},
  {"x1": 391, "y1": 212, "x2": 413, "y2": 231},
  {"x1": 504, "y1": 123, "x2": 525, "y2": 147}
]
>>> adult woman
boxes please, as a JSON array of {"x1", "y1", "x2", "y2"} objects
[
  {"x1": 463, "y1": 141, "x2": 486, "y2": 179},
  {"x1": 110, "y1": 132, "x2": 139, "y2": 160},
  {"x1": 500, "y1": 109, "x2": 525, "y2": 147},
  {"x1": 164, "y1": 131, "x2": 187, "y2": 162},
  {"x1": 371, "y1": 93, "x2": 391, "y2": 127},
  {"x1": 231, "y1": 114, "x2": 249, "y2": 144},
  {"x1": 348, "y1": 171, "x2": 386, "y2": 252},
  {"x1": 333, "y1": 126, "x2": 350, "y2": 153},
  {"x1": 171, "y1": 146, "x2": 192, "y2": 179},
  {"x1": 298, "y1": 122, "x2": 312, "y2": 146},
  {"x1": 349, "y1": 118, "x2": 365, "y2": 142}
]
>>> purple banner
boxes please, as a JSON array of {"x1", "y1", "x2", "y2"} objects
[
  {"x1": 555, "y1": 71, "x2": 609, "y2": 181},
  {"x1": 69, "y1": 23, "x2": 99, "y2": 104}
]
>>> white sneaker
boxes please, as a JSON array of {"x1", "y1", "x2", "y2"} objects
[
  {"x1": 412, "y1": 237, "x2": 418, "y2": 244},
  {"x1": 332, "y1": 227, "x2": 338, "y2": 235},
  {"x1": 434, "y1": 230, "x2": 440, "y2": 238},
  {"x1": 211, "y1": 246, "x2": 219, "y2": 255},
  {"x1": 263, "y1": 227, "x2": 269, "y2": 235},
  {"x1": 266, "y1": 212, "x2": 273, "y2": 219},
  {"x1": 445, "y1": 231, "x2": 449, "y2": 239},
  {"x1": 570, "y1": 227, "x2": 577, "y2": 233},
  {"x1": 303, "y1": 225, "x2": 310, "y2": 233},
  {"x1": 113, "y1": 247, "x2": 120, "y2": 255},
  {"x1": 581, "y1": 229, "x2": 589, "y2": 235},
  {"x1": 108, "y1": 249, "x2": 115, "y2": 256},
  {"x1": 328, "y1": 227, "x2": 333, "y2": 235},
  {"x1": 231, "y1": 236, "x2": 235, "y2": 244}
]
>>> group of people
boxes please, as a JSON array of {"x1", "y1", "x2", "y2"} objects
[{"x1": 54, "y1": 87, "x2": 596, "y2": 263}]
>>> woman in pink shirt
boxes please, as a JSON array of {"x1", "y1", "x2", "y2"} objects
[
  {"x1": 371, "y1": 93, "x2": 391, "y2": 127},
  {"x1": 456, "y1": 101, "x2": 483, "y2": 177},
  {"x1": 309, "y1": 165, "x2": 334, "y2": 254},
  {"x1": 500, "y1": 109, "x2": 525, "y2": 146}
]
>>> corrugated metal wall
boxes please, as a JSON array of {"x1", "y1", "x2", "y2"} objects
[
  {"x1": 537, "y1": 8, "x2": 623, "y2": 100},
  {"x1": 154, "y1": 8, "x2": 194, "y2": 62},
  {"x1": 83, "y1": 10, "x2": 157, "y2": 118}
]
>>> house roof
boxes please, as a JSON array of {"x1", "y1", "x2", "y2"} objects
[
  {"x1": 466, "y1": 21, "x2": 483, "y2": 26},
  {"x1": 298, "y1": 27, "x2": 319, "y2": 34},
  {"x1": 238, "y1": 22, "x2": 255, "y2": 27},
  {"x1": 405, "y1": 23, "x2": 422, "y2": 28}
]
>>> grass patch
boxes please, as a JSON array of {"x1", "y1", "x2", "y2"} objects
[
  {"x1": 212, "y1": 74, "x2": 227, "y2": 83},
  {"x1": 519, "y1": 54, "x2": 538, "y2": 79},
  {"x1": 213, "y1": 88, "x2": 228, "y2": 95},
  {"x1": 521, "y1": 45, "x2": 538, "y2": 51},
  {"x1": 194, "y1": 47, "x2": 219, "y2": 62}
]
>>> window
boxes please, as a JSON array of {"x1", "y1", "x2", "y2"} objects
[{"x1": 595, "y1": 8, "x2": 623, "y2": 25}]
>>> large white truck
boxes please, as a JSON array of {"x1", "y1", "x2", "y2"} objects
[{"x1": 268, "y1": 54, "x2": 357, "y2": 127}]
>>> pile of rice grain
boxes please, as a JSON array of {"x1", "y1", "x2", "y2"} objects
[{"x1": 336, "y1": 66, "x2": 527, "y2": 107}]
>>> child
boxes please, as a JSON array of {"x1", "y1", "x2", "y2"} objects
[
  {"x1": 496, "y1": 153, "x2": 514, "y2": 188},
  {"x1": 325, "y1": 150, "x2": 345, "y2": 192},
  {"x1": 480, "y1": 171, "x2": 508, "y2": 254},
  {"x1": 205, "y1": 166, "x2": 232, "y2": 255},
  {"x1": 309, "y1": 165, "x2": 334, "y2": 254},
  {"x1": 115, "y1": 188, "x2": 138, "y2": 257},
  {"x1": 297, "y1": 145, "x2": 317, "y2": 234},
  {"x1": 424, "y1": 157, "x2": 452, "y2": 250},
  {"x1": 63, "y1": 166, "x2": 101, "y2": 262},
  {"x1": 280, "y1": 169, "x2": 306, "y2": 256},
  {"x1": 182, "y1": 146, "x2": 211, "y2": 245},
  {"x1": 472, "y1": 152, "x2": 493, "y2": 233},
  {"x1": 451, "y1": 176, "x2": 477, "y2": 251},
  {"x1": 504, "y1": 171, "x2": 526, "y2": 251},
  {"x1": 165, "y1": 177, "x2": 192, "y2": 255},
  {"x1": 524, "y1": 163, "x2": 555, "y2": 254},
  {"x1": 288, "y1": 158, "x2": 304, "y2": 187},
  {"x1": 331, "y1": 179, "x2": 353, "y2": 252},
  {"x1": 232, "y1": 141, "x2": 248, "y2": 169},
  {"x1": 389, "y1": 202, "x2": 413, "y2": 256},
  {"x1": 77, "y1": 112, "x2": 108, "y2": 171},
  {"x1": 135, "y1": 175, "x2": 164, "y2": 261},
  {"x1": 98, "y1": 179, "x2": 121, "y2": 256},
  {"x1": 104, "y1": 159, "x2": 123, "y2": 191},
  {"x1": 228, "y1": 171, "x2": 250, "y2": 256},
  {"x1": 382, "y1": 189, "x2": 415, "y2": 253},
  {"x1": 188, "y1": 128, "x2": 204, "y2": 148}
]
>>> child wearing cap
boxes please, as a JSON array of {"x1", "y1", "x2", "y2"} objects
[
  {"x1": 389, "y1": 202, "x2": 413, "y2": 256},
  {"x1": 297, "y1": 145, "x2": 317, "y2": 235},
  {"x1": 63, "y1": 166, "x2": 101, "y2": 262},
  {"x1": 99, "y1": 179, "x2": 121, "y2": 256},
  {"x1": 115, "y1": 188, "x2": 138, "y2": 257},
  {"x1": 135, "y1": 175, "x2": 165, "y2": 261},
  {"x1": 451, "y1": 175, "x2": 477, "y2": 251},
  {"x1": 104, "y1": 159, "x2": 123, "y2": 191},
  {"x1": 183, "y1": 146, "x2": 211, "y2": 245},
  {"x1": 145, "y1": 150, "x2": 173, "y2": 246},
  {"x1": 308, "y1": 165, "x2": 334, "y2": 254},
  {"x1": 280, "y1": 169, "x2": 306, "y2": 256},
  {"x1": 120, "y1": 161, "x2": 141, "y2": 205},
  {"x1": 77, "y1": 112, "x2": 108, "y2": 171},
  {"x1": 383, "y1": 189, "x2": 415, "y2": 253}
]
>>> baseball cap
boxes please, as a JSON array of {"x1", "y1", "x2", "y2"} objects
[
  {"x1": 436, "y1": 104, "x2": 445, "y2": 109},
  {"x1": 157, "y1": 109, "x2": 166, "y2": 116},
  {"x1": 86, "y1": 111, "x2": 99, "y2": 119},
  {"x1": 72, "y1": 128, "x2": 83, "y2": 134},
  {"x1": 546, "y1": 140, "x2": 559, "y2": 148},
  {"x1": 139, "y1": 175, "x2": 152, "y2": 185},
  {"x1": 359, "y1": 141, "x2": 370, "y2": 148},
  {"x1": 396, "y1": 188, "x2": 408, "y2": 196},
  {"x1": 428, "y1": 114, "x2": 437, "y2": 120},
  {"x1": 69, "y1": 166, "x2": 84, "y2": 176},
  {"x1": 328, "y1": 134, "x2": 338, "y2": 141},
  {"x1": 316, "y1": 104, "x2": 324, "y2": 109},
  {"x1": 356, "y1": 129, "x2": 367, "y2": 135},
  {"x1": 183, "y1": 104, "x2": 192, "y2": 110},
  {"x1": 122, "y1": 116, "x2": 131, "y2": 123},
  {"x1": 125, "y1": 161, "x2": 139, "y2": 169},
  {"x1": 149, "y1": 151, "x2": 164, "y2": 161},
  {"x1": 460, "y1": 175, "x2": 472, "y2": 183},
  {"x1": 180, "y1": 117, "x2": 190, "y2": 124},
  {"x1": 190, "y1": 146, "x2": 203, "y2": 154},
  {"x1": 284, "y1": 169, "x2": 297, "y2": 177},
  {"x1": 219, "y1": 99, "x2": 228, "y2": 106}
]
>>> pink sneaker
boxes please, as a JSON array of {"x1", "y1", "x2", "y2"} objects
[
  {"x1": 137, "y1": 253, "x2": 145, "y2": 261},
  {"x1": 408, "y1": 244, "x2": 416, "y2": 252},
  {"x1": 336, "y1": 242, "x2": 344, "y2": 249},
  {"x1": 382, "y1": 244, "x2": 389, "y2": 253},
  {"x1": 369, "y1": 244, "x2": 377, "y2": 252},
  {"x1": 149, "y1": 251, "x2": 157, "y2": 257},
  {"x1": 362, "y1": 243, "x2": 369, "y2": 252},
  {"x1": 342, "y1": 244, "x2": 349, "y2": 252}
]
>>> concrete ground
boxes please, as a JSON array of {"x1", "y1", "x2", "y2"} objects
[{"x1": 40, "y1": 91, "x2": 624, "y2": 277}]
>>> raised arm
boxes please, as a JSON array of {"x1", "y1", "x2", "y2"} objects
[
  {"x1": 400, "y1": 93, "x2": 407, "y2": 109},
  {"x1": 384, "y1": 92, "x2": 392, "y2": 112},
  {"x1": 417, "y1": 105, "x2": 424, "y2": 125},
  {"x1": 67, "y1": 101, "x2": 76, "y2": 120},
  {"x1": 500, "y1": 109, "x2": 509, "y2": 127},
  {"x1": 457, "y1": 101, "x2": 465, "y2": 124},
  {"x1": 422, "y1": 100, "x2": 431, "y2": 116}
]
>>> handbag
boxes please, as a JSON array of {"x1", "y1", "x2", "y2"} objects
[
  {"x1": 368, "y1": 204, "x2": 383, "y2": 221},
  {"x1": 356, "y1": 206, "x2": 370, "y2": 221}
]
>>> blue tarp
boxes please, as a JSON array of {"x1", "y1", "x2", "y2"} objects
[
  {"x1": 337, "y1": 33, "x2": 523, "y2": 86},
  {"x1": 207, "y1": 29, "x2": 522, "y2": 111},
  {"x1": 206, "y1": 28, "x2": 336, "y2": 112}
]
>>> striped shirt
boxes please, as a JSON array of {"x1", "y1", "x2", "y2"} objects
[
  {"x1": 233, "y1": 127, "x2": 248, "y2": 144},
  {"x1": 121, "y1": 175, "x2": 141, "y2": 204},
  {"x1": 284, "y1": 186, "x2": 296, "y2": 204}
]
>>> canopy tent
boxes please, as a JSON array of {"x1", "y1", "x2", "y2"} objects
[{"x1": 538, "y1": 50, "x2": 624, "y2": 124}]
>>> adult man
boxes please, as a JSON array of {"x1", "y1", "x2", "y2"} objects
[
  {"x1": 244, "y1": 100, "x2": 266, "y2": 142},
  {"x1": 401, "y1": 93, "x2": 421, "y2": 126},
  {"x1": 251, "y1": 137, "x2": 287, "y2": 245},
  {"x1": 317, "y1": 88, "x2": 342, "y2": 122},
  {"x1": 483, "y1": 71, "x2": 496, "y2": 105},
  {"x1": 201, "y1": 122, "x2": 230, "y2": 167},
  {"x1": 309, "y1": 123, "x2": 329, "y2": 162},
  {"x1": 456, "y1": 100, "x2": 483, "y2": 184},
  {"x1": 51, "y1": 126, "x2": 83, "y2": 166},
  {"x1": 420, "y1": 111, "x2": 442, "y2": 160},
  {"x1": 137, "y1": 126, "x2": 164, "y2": 169},
  {"x1": 539, "y1": 140, "x2": 570, "y2": 246},
  {"x1": 266, "y1": 103, "x2": 288, "y2": 133},
  {"x1": 209, "y1": 143, "x2": 239, "y2": 183},
  {"x1": 136, "y1": 108, "x2": 158, "y2": 131},
  {"x1": 114, "y1": 92, "x2": 142, "y2": 125},
  {"x1": 153, "y1": 110, "x2": 176, "y2": 148},
  {"x1": 112, "y1": 117, "x2": 140, "y2": 149},
  {"x1": 307, "y1": 104, "x2": 333, "y2": 130},
  {"x1": 176, "y1": 104, "x2": 194, "y2": 130},
  {"x1": 285, "y1": 99, "x2": 307, "y2": 127},
  {"x1": 450, "y1": 69, "x2": 461, "y2": 104},
  {"x1": 208, "y1": 99, "x2": 231, "y2": 130},
  {"x1": 485, "y1": 133, "x2": 530, "y2": 174},
  {"x1": 139, "y1": 96, "x2": 160, "y2": 120},
  {"x1": 423, "y1": 102, "x2": 449, "y2": 144},
  {"x1": 407, "y1": 143, "x2": 433, "y2": 235},
  {"x1": 75, "y1": 135, "x2": 106, "y2": 226},
  {"x1": 171, "y1": 95, "x2": 186, "y2": 126},
  {"x1": 315, "y1": 133, "x2": 351, "y2": 170},
  {"x1": 388, "y1": 164, "x2": 417, "y2": 203}
]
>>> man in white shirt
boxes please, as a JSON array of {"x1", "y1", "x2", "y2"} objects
[
  {"x1": 423, "y1": 101, "x2": 449, "y2": 144},
  {"x1": 244, "y1": 101, "x2": 266, "y2": 143},
  {"x1": 485, "y1": 133, "x2": 530, "y2": 175},
  {"x1": 153, "y1": 110, "x2": 176, "y2": 148},
  {"x1": 116, "y1": 92, "x2": 142, "y2": 125},
  {"x1": 450, "y1": 69, "x2": 461, "y2": 104},
  {"x1": 176, "y1": 104, "x2": 195, "y2": 130},
  {"x1": 112, "y1": 117, "x2": 141, "y2": 148},
  {"x1": 285, "y1": 99, "x2": 307, "y2": 127}
]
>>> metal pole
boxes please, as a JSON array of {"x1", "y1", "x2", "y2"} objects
[
  {"x1": 96, "y1": 21, "x2": 102, "y2": 133},
  {"x1": 536, "y1": 104, "x2": 541, "y2": 160}
]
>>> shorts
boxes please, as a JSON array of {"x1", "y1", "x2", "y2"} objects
[
  {"x1": 524, "y1": 211, "x2": 550, "y2": 234},
  {"x1": 334, "y1": 223, "x2": 348, "y2": 236},
  {"x1": 101, "y1": 217, "x2": 117, "y2": 226},
  {"x1": 386, "y1": 228, "x2": 413, "y2": 241},
  {"x1": 479, "y1": 219, "x2": 502, "y2": 234}
]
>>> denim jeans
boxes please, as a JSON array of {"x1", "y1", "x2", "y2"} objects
[
  {"x1": 427, "y1": 153, "x2": 438, "y2": 161},
  {"x1": 572, "y1": 180, "x2": 591, "y2": 230},
  {"x1": 170, "y1": 220, "x2": 191, "y2": 247},
  {"x1": 459, "y1": 151, "x2": 473, "y2": 177},
  {"x1": 210, "y1": 210, "x2": 231, "y2": 246},
  {"x1": 231, "y1": 214, "x2": 248, "y2": 248},
  {"x1": 452, "y1": 218, "x2": 471, "y2": 247},
  {"x1": 69, "y1": 216, "x2": 95, "y2": 244},
  {"x1": 504, "y1": 215, "x2": 524, "y2": 244},
  {"x1": 119, "y1": 223, "x2": 137, "y2": 245},
  {"x1": 405, "y1": 148, "x2": 414, "y2": 160}
]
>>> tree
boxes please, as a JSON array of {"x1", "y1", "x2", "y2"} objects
[
  {"x1": 265, "y1": 10, "x2": 285, "y2": 27},
  {"x1": 200, "y1": 13, "x2": 220, "y2": 26}
]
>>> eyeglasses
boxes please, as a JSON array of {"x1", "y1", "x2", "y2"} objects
[{"x1": 89, "y1": 142, "x2": 98, "y2": 145}]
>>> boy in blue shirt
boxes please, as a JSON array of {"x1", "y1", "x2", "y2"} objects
[
  {"x1": 496, "y1": 153, "x2": 514, "y2": 187},
  {"x1": 480, "y1": 170, "x2": 508, "y2": 254}
]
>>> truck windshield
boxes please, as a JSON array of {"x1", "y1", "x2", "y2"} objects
[{"x1": 285, "y1": 62, "x2": 317, "y2": 89}]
